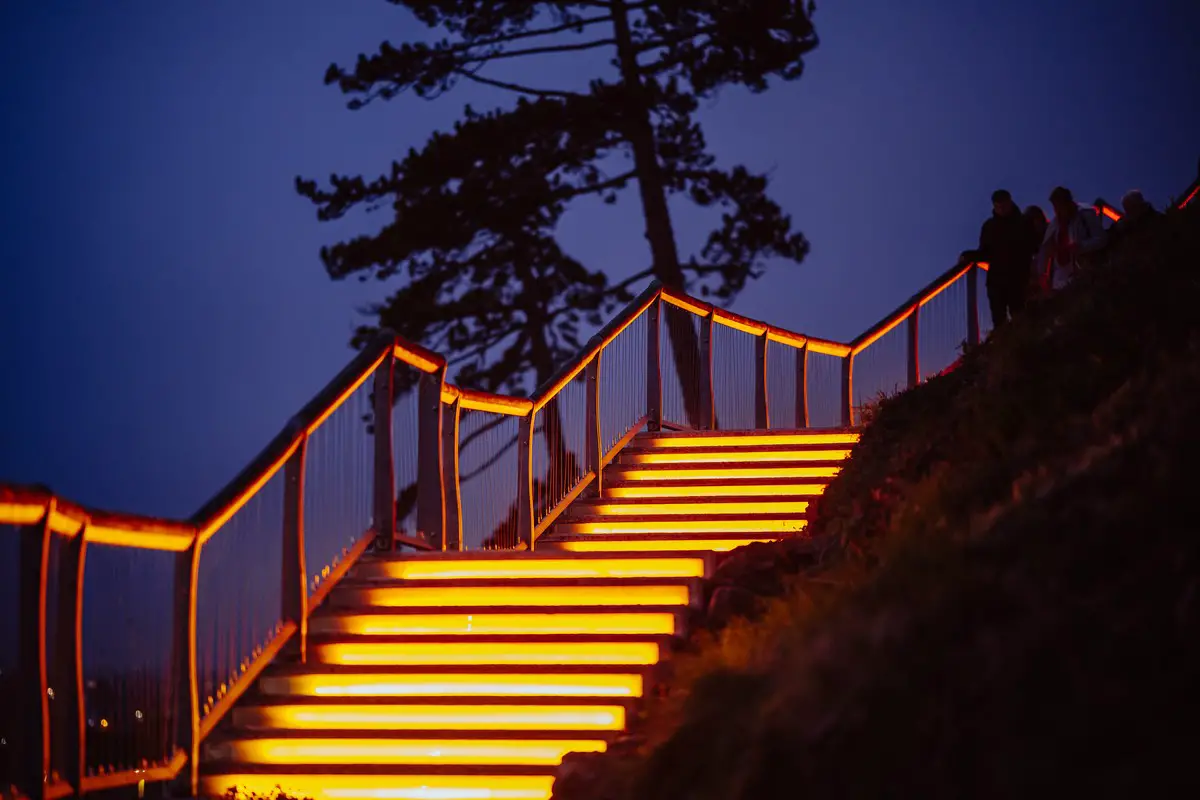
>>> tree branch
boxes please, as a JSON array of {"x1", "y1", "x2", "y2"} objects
[
  {"x1": 466, "y1": 38, "x2": 617, "y2": 65},
  {"x1": 453, "y1": 68, "x2": 581, "y2": 98},
  {"x1": 444, "y1": 15, "x2": 614, "y2": 54}
]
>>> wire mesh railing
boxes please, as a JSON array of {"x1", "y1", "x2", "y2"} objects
[
  {"x1": 532, "y1": 376, "x2": 588, "y2": 532},
  {"x1": 458, "y1": 411, "x2": 521, "y2": 550},
  {"x1": 598, "y1": 310, "x2": 650, "y2": 452}
]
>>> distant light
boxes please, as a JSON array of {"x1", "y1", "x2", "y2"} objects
[
  {"x1": 47, "y1": 687, "x2": 55, "y2": 699},
  {"x1": 135, "y1": 710, "x2": 144, "y2": 721},
  {"x1": 99, "y1": 719, "x2": 109, "y2": 729},
  {"x1": 1, "y1": 738, "x2": 7, "y2": 746},
  {"x1": 87, "y1": 719, "x2": 95, "y2": 728}
]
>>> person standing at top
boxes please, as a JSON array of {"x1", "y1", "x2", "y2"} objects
[
  {"x1": 959, "y1": 189, "x2": 1039, "y2": 328},
  {"x1": 1037, "y1": 186, "x2": 1107, "y2": 290},
  {"x1": 1023, "y1": 205, "x2": 1050, "y2": 297}
]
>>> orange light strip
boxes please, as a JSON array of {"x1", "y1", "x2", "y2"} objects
[
  {"x1": 393, "y1": 342, "x2": 443, "y2": 374},
  {"x1": 264, "y1": 672, "x2": 644, "y2": 698},
  {"x1": 367, "y1": 556, "x2": 706, "y2": 581},
  {"x1": 634, "y1": 432, "x2": 859, "y2": 448},
  {"x1": 210, "y1": 737, "x2": 608, "y2": 766},
  {"x1": 614, "y1": 466, "x2": 840, "y2": 481},
  {"x1": 587, "y1": 500, "x2": 809, "y2": 516},
  {"x1": 1098, "y1": 204, "x2": 1122, "y2": 222},
  {"x1": 851, "y1": 305, "x2": 914, "y2": 355},
  {"x1": 0, "y1": 499, "x2": 49, "y2": 526},
  {"x1": 343, "y1": 584, "x2": 690, "y2": 608},
  {"x1": 1181, "y1": 185, "x2": 1199, "y2": 208},
  {"x1": 918, "y1": 262, "x2": 974, "y2": 308},
  {"x1": 315, "y1": 611, "x2": 676, "y2": 637},
  {"x1": 550, "y1": 537, "x2": 782, "y2": 553},
  {"x1": 621, "y1": 449, "x2": 851, "y2": 464},
  {"x1": 604, "y1": 482, "x2": 828, "y2": 499},
  {"x1": 202, "y1": 773, "x2": 555, "y2": 800},
  {"x1": 563, "y1": 519, "x2": 807, "y2": 535},
  {"x1": 312, "y1": 640, "x2": 661, "y2": 666},
  {"x1": 240, "y1": 703, "x2": 626, "y2": 731}
]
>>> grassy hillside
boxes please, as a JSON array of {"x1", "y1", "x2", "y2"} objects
[{"x1": 553, "y1": 203, "x2": 1200, "y2": 799}]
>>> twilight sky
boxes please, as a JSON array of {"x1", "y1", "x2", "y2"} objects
[{"x1": 1, "y1": 0, "x2": 1197, "y2": 519}]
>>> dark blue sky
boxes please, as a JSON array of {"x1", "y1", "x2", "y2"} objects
[{"x1": 1, "y1": 1, "x2": 1197, "y2": 519}]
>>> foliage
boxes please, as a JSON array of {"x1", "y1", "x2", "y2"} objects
[
  {"x1": 297, "y1": 1, "x2": 818, "y2": 407},
  {"x1": 553, "y1": 203, "x2": 1200, "y2": 798}
]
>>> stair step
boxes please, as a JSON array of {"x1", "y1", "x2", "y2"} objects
[
  {"x1": 633, "y1": 429, "x2": 859, "y2": 448},
  {"x1": 231, "y1": 699, "x2": 629, "y2": 732},
  {"x1": 606, "y1": 461, "x2": 843, "y2": 481},
  {"x1": 602, "y1": 477, "x2": 833, "y2": 498},
  {"x1": 308, "y1": 636, "x2": 665, "y2": 667},
  {"x1": 539, "y1": 532, "x2": 786, "y2": 553},
  {"x1": 616, "y1": 443, "x2": 853, "y2": 465},
  {"x1": 259, "y1": 670, "x2": 647, "y2": 699},
  {"x1": 200, "y1": 770, "x2": 556, "y2": 800},
  {"x1": 308, "y1": 608, "x2": 683, "y2": 637},
  {"x1": 553, "y1": 514, "x2": 807, "y2": 535},
  {"x1": 204, "y1": 734, "x2": 610, "y2": 766},
  {"x1": 569, "y1": 496, "x2": 810, "y2": 516},
  {"x1": 351, "y1": 551, "x2": 713, "y2": 581},
  {"x1": 330, "y1": 578, "x2": 697, "y2": 608}
]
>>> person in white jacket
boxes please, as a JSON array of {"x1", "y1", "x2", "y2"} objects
[{"x1": 1035, "y1": 186, "x2": 1107, "y2": 291}]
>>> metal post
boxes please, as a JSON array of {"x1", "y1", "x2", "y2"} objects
[
  {"x1": 442, "y1": 398, "x2": 463, "y2": 550},
  {"x1": 646, "y1": 297, "x2": 662, "y2": 431},
  {"x1": 754, "y1": 331, "x2": 769, "y2": 429},
  {"x1": 54, "y1": 522, "x2": 87, "y2": 797},
  {"x1": 966, "y1": 266, "x2": 980, "y2": 347},
  {"x1": 171, "y1": 538, "x2": 200, "y2": 797},
  {"x1": 585, "y1": 355, "x2": 603, "y2": 497},
  {"x1": 281, "y1": 439, "x2": 308, "y2": 661},
  {"x1": 372, "y1": 350, "x2": 396, "y2": 549},
  {"x1": 18, "y1": 503, "x2": 52, "y2": 800},
  {"x1": 699, "y1": 312, "x2": 714, "y2": 430},
  {"x1": 516, "y1": 411, "x2": 535, "y2": 549},
  {"x1": 841, "y1": 354, "x2": 854, "y2": 427},
  {"x1": 795, "y1": 344, "x2": 809, "y2": 428},
  {"x1": 907, "y1": 307, "x2": 920, "y2": 389},
  {"x1": 417, "y1": 367, "x2": 447, "y2": 549}
]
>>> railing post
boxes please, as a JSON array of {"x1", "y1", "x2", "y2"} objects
[
  {"x1": 646, "y1": 296, "x2": 662, "y2": 431},
  {"x1": 417, "y1": 366, "x2": 447, "y2": 549},
  {"x1": 907, "y1": 307, "x2": 920, "y2": 389},
  {"x1": 795, "y1": 344, "x2": 809, "y2": 428},
  {"x1": 841, "y1": 354, "x2": 854, "y2": 427},
  {"x1": 372, "y1": 348, "x2": 396, "y2": 549},
  {"x1": 585, "y1": 355, "x2": 603, "y2": 497},
  {"x1": 966, "y1": 266, "x2": 980, "y2": 347},
  {"x1": 699, "y1": 312, "x2": 714, "y2": 430},
  {"x1": 443, "y1": 397, "x2": 463, "y2": 550},
  {"x1": 171, "y1": 538, "x2": 200, "y2": 797},
  {"x1": 54, "y1": 521, "x2": 87, "y2": 798},
  {"x1": 281, "y1": 438, "x2": 308, "y2": 661},
  {"x1": 18, "y1": 503, "x2": 52, "y2": 800},
  {"x1": 754, "y1": 332, "x2": 769, "y2": 429},
  {"x1": 517, "y1": 411, "x2": 535, "y2": 549}
]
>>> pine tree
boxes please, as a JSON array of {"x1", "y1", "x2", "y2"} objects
[{"x1": 298, "y1": 0, "x2": 819, "y2": 430}]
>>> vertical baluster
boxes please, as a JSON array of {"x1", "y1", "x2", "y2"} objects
[
  {"x1": 966, "y1": 266, "x2": 980, "y2": 347},
  {"x1": 517, "y1": 411, "x2": 535, "y2": 550},
  {"x1": 171, "y1": 538, "x2": 200, "y2": 797},
  {"x1": 54, "y1": 521, "x2": 87, "y2": 797},
  {"x1": 646, "y1": 297, "x2": 662, "y2": 431},
  {"x1": 443, "y1": 398, "x2": 463, "y2": 551},
  {"x1": 585, "y1": 355, "x2": 603, "y2": 498},
  {"x1": 754, "y1": 332, "x2": 769, "y2": 429},
  {"x1": 907, "y1": 306, "x2": 921, "y2": 389},
  {"x1": 417, "y1": 366, "x2": 447, "y2": 550},
  {"x1": 699, "y1": 311, "x2": 714, "y2": 430},
  {"x1": 373, "y1": 348, "x2": 396, "y2": 550},
  {"x1": 795, "y1": 344, "x2": 809, "y2": 428},
  {"x1": 18, "y1": 501, "x2": 53, "y2": 800},
  {"x1": 281, "y1": 438, "x2": 307, "y2": 661},
  {"x1": 841, "y1": 354, "x2": 854, "y2": 427}
]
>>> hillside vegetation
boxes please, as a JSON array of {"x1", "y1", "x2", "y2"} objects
[{"x1": 554, "y1": 203, "x2": 1200, "y2": 799}]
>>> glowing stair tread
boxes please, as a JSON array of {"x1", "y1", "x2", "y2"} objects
[
  {"x1": 538, "y1": 532, "x2": 787, "y2": 553},
  {"x1": 552, "y1": 514, "x2": 809, "y2": 534},
  {"x1": 601, "y1": 477, "x2": 835, "y2": 498},
  {"x1": 307, "y1": 637, "x2": 665, "y2": 666},
  {"x1": 570, "y1": 495, "x2": 812, "y2": 515},
  {"x1": 350, "y1": 552, "x2": 712, "y2": 581},
  {"x1": 199, "y1": 771, "x2": 557, "y2": 800},
  {"x1": 330, "y1": 578, "x2": 698, "y2": 608},
  {"x1": 258, "y1": 669, "x2": 648, "y2": 698},
  {"x1": 616, "y1": 443, "x2": 854, "y2": 464},
  {"x1": 631, "y1": 429, "x2": 860, "y2": 448},
  {"x1": 307, "y1": 607, "x2": 684, "y2": 636},
  {"x1": 203, "y1": 734, "x2": 611, "y2": 765},
  {"x1": 230, "y1": 699, "x2": 630, "y2": 731},
  {"x1": 605, "y1": 461, "x2": 844, "y2": 480}
]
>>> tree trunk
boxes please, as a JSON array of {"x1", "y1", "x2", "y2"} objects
[{"x1": 611, "y1": 0, "x2": 706, "y2": 429}]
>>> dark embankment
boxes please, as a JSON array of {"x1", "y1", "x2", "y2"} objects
[{"x1": 554, "y1": 204, "x2": 1200, "y2": 799}]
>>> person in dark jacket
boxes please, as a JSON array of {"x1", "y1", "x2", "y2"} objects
[{"x1": 960, "y1": 189, "x2": 1039, "y2": 328}]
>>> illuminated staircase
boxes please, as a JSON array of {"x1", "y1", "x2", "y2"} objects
[{"x1": 198, "y1": 429, "x2": 857, "y2": 800}]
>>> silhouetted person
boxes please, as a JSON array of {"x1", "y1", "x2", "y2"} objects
[
  {"x1": 1036, "y1": 186, "x2": 1106, "y2": 290},
  {"x1": 1024, "y1": 205, "x2": 1050, "y2": 298},
  {"x1": 960, "y1": 189, "x2": 1038, "y2": 328}
]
